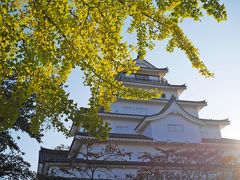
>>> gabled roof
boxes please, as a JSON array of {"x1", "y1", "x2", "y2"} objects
[
  {"x1": 135, "y1": 96, "x2": 229, "y2": 132},
  {"x1": 134, "y1": 58, "x2": 157, "y2": 69},
  {"x1": 133, "y1": 58, "x2": 169, "y2": 76},
  {"x1": 76, "y1": 132, "x2": 153, "y2": 140},
  {"x1": 38, "y1": 147, "x2": 68, "y2": 163},
  {"x1": 116, "y1": 97, "x2": 207, "y2": 109},
  {"x1": 122, "y1": 81, "x2": 187, "y2": 91}
]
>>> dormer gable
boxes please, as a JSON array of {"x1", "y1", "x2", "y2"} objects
[
  {"x1": 134, "y1": 58, "x2": 156, "y2": 69},
  {"x1": 135, "y1": 96, "x2": 205, "y2": 132}
]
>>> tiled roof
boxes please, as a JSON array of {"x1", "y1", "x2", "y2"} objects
[
  {"x1": 38, "y1": 147, "x2": 69, "y2": 163},
  {"x1": 42, "y1": 158, "x2": 228, "y2": 169},
  {"x1": 135, "y1": 95, "x2": 229, "y2": 131},
  {"x1": 140, "y1": 66, "x2": 168, "y2": 71},
  {"x1": 117, "y1": 97, "x2": 207, "y2": 105},
  {"x1": 121, "y1": 78, "x2": 186, "y2": 88},
  {"x1": 202, "y1": 138, "x2": 240, "y2": 144},
  {"x1": 134, "y1": 58, "x2": 157, "y2": 68},
  {"x1": 76, "y1": 132, "x2": 153, "y2": 140}
]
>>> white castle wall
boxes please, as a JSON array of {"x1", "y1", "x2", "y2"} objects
[
  {"x1": 200, "y1": 125, "x2": 222, "y2": 139},
  {"x1": 164, "y1": 89, "x2": 179, "y2": 99},
  {"x1": 116, "y1": 143, "x2": 157, "y2": 161},
  {"x1": 181, "y1": 105, "x2": 199, "y2": 117},
  {"x1": 48, "y1": 165, "x2": 138, "y2": 179},
  {"x1": 77, "y1": 141, "x2": 158, "y2": 162},
  {"x1": 110, "y1": 101, "x2": 164, "y2": 115},
  {"x1": 104, "y1": 117, "x2": 141, "y2": 134},
  {"x1": 142, "y1": 123, "x2": 152, "y2": 137},
  {"x1": 41, "y1": 60, "x2": 230, "y2": 179},
  {"x1": 149, "y1": 114, "x2": 202, "y2": 143},
  {"x1": 110, "y1": 101, "x2": 200, "y2": 117}
]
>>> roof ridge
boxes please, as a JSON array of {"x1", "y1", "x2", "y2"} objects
[
  {"x1": 133, "y1": 58, "x2": 156, "y2": 68},
  {"x1": 144, "y1": 95, "x2": 177, "y2": 118},
  {"x1": 140, "y1": 66, "x2": 168, "y2": 71},
  {"x1": 40, "y1": 147, "x2": 69, "y2": 152},
  {"x1": 135, "y1": 96, "x2": 202, "y2": 131}
]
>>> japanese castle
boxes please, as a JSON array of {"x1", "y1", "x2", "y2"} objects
[{"x1": 37, "y1": 58, "x2": 239, "y2": 179}]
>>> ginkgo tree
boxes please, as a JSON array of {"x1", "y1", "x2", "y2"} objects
[{"x1": 0, "y1": 0, "x2": 227, "y2": 138}]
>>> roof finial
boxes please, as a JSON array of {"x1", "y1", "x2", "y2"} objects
[{"x1": 137, "y1": 54, "x2": 140, "y2": 59}]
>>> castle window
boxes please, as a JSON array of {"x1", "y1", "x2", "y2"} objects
[
  {"x1": 168, "y1": 124, "x2": 184, "y2": 133},
  {"x1": 135, "y1": 74, "x2": 149, "y2": 80},
  {"x1": 125, "y1": 73, "x2": 134, "y2": 78},
  {"x1": 149, "y1": 75, "x2": 159, "y2": 81},
  {"x1": 161, "y1": 93, "x2": 166, "y2": 98}
]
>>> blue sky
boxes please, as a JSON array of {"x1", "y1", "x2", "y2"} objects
[{"x1": 13, "y1": 1, "x2": 240, "y2": 171}]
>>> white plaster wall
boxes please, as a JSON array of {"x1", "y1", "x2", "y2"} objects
[
  {"x1": 110, "y1": 101, "x2": 164, "y2": 115},
  {"x1": 150, "y1": 114, "x2": 201, "y2": 143},
  {"x1": 47, "y1": 141, "x2": 240, "y2": 179},
  {"x1": 200, "y1": 125, "x2": 222, "y2": 139},
  {"x1": 48, "y1": 166, "x2": 80, "y2": 178},
  {"x1": 142, "y1": 123, "x2": 152, "y2": 138},
  {"x1": 77, "y1": 143, "x2": 106, "y2": 159},
  {"x1": 180, "y1": 105, "x2": 199, "y2": 117},
  {"x1": 117, "y1": 143, "x2": 157, "y2": 161},
  {"x1": 110, "y1": 168, "x2": 138, "y2": 179},
  {"x1": 165, "y1": 90, "x2": 179, "y2": 99},
  {"x1": 104, "y1": 118, "x2": 141, "y2": 134},
  {"x1": 77, "y1": 142, "x2": 158, "y2": 162},
  {"x1": 110, "y1": 101, "x2": 199, "y2": 117},
  {"x1": 48, "y1": 166, "x2": 138, "y2": 180}
]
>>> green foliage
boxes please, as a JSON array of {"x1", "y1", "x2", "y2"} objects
[
  {"x1": 0, "y1": 81, "x2": 42, "y2": 179},
  {"x1": 0, "y1": 0, "x2": 227, "y2": 136}
]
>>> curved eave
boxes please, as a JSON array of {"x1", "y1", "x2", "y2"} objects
[
  {"x1": 116, "y1": 97, "x2": 207, "y2": 109},
  {"x1": 136, "y1": 116, "x2": 229, "y2": 132},
  {"x1": 98, "y1": 112, "x2": 144, "y2": 120},
  {"x1": 122, "y1": 81, "x2": 187, "y2": 90},
  {"x1": 136, "y1": 112, "x2": 205, "y2": 132},
  {"x1": 75, "y1": 135, "x2": 154, "y2": 143},
  {"x1": 138, "y1": 67, "x2": 169, "y2": 77},
  {"x1": 200, "y1": 118, "x2": 230, "y2": 128}
]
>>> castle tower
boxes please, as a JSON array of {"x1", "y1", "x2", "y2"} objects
[{"x1": 38, "y1": 59, "x2": 235, "y2": 179}]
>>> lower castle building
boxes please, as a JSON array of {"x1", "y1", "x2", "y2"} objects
[{"x1": 37, "y1": 59, "x2": 240, "y2": 179}]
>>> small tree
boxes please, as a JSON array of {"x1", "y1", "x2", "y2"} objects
[
  {"x1": 0, "y1": 131, "x2": 36, "y2": 180},
  {"x1": 133, "y1": 147, "x2": 240, "y2": 180},
  {"x1": 51, "y1": 142, "x2": 132, "y2": 179},
  {"x1": 0, "y1": 78, "x2": 43, "y2": 179}
]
